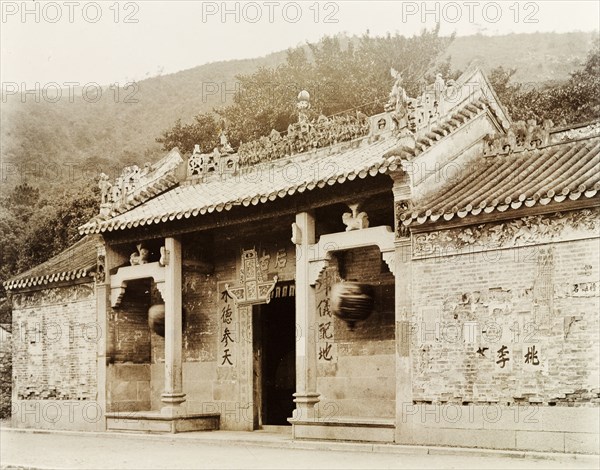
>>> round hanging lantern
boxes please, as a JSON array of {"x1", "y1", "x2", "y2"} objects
[
  {"x1": 148, "y1": 304, "x2": 186, "y2": 337},
  {"x1": 148, "y1": 304, "x2": 165, "y2": 337},
  {"x1": 330, "y1": 282, "x2": 375, "y2": 330}
]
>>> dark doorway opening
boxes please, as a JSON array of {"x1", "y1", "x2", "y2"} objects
[{"x1": 253, "y1": 294, "x2": 296, "y2": 426}]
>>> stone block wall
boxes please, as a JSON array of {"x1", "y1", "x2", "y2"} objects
[
  {"x1": 317, "y1": 246, "x2": 396, "y2": 420},
  {"x1": 410, "y1": 211, "x2": 600, "y2": 406},
  {"x1": 10, "y1": 283, "x2": 100, "y2": 430},
  {"x1": 400, "y1": 208, "x2": 600, "y2": 453},
  {"x1": 107, "y1": 364, "x2": 151, "y2": 412}
]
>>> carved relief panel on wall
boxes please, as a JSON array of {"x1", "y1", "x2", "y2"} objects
[{"x1": 225, "y1": 249, "x2": 278, "y2": 306}]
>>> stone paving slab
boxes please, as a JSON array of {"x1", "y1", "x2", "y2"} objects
[{"x1": 1, "y1": 425, "x2": 599, "y2": 470}]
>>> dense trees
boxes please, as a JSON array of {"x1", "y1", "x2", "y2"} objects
[
  {"x1": 158, "y1": 34, "x2": 599, "y2": 159},
  {"x1": 0, "y1": 180, "x2": 99, "y2": 298},
  {"x1": 488, "y1": 47, "x2": 600, "y2": 125},
  {"x1": 157, "y1": 28, "x2": 455, "y2": 154}
]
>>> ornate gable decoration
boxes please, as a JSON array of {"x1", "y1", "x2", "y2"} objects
[
  {"x1": 483, "y1": 120, "x2": 553, "y2": 156},
  {"x1": 225, "y1": 249, "x2": 278, "y2": 306},
  {"x1": 98, "y1": 148, "x2": 183, "y2": 217},
  {"x1": 385, "y1": 69, "x2": 459, "y2": 135},
  {"x1": 187, "y1": 132, "x2": 239, "y2": 181},
  {"x1": 553, "y1": 121, "x2": 600, "y2": 142}
]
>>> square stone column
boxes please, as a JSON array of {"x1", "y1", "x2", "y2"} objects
[
  {"x1": 392, "y1": 173, "x2": 414, "y2": 443},
  {"x1": 160, "y1": 237, "x2": 186, "y2": 416},
  {"x1": 94, "y1": 242, "x2": 108, "y2": 431},
  {"x1": 292, "y1": 211, "x2": 320, "y2": 421}
]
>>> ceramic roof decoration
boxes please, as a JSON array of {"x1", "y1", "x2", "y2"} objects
[{"x1": 80, "y1": 67, "x2": 527, "y2": 235}]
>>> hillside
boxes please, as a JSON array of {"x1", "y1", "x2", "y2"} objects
[
  {"x1": 447, "y1": 32, "x2": 598, "y2": 83},
  {"x1": 1, "y1": 31, "x2": 598, "y2": 197}
]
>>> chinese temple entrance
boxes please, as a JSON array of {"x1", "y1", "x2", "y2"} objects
[{"x1": 253, "y1": 294, "x2": 296, "y2": 427}]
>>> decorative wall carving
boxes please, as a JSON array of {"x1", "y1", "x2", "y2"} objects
[
  {"x1": 188, "y1": 145, "x2": 218, "y2": 178},
  {"x1": 188, "y1": 141, "x2": 240, "y2": 180},
  {"x1": 225, "y1": 249, "x2": 278, "y2": 305},
  {"x1": 412, "y1": 208, "x2": 600, "y2": 258},
  {"x1": 395, "y1": 200, "x2": 412, "y2": 239},
  {"x1": 406, "y1": 75, "x2": 457, "y2": 133},
  {"x1": 96, "y1": 149, "x2": 183, "y2": 216},
  {"x1": 553, "y1": 121, "x2": 600, "y2": 142},
  {"x1": 342, "y1": 203, "x2": 369, "y2": 231},
  {"x1": 384, "y1": 70, "x2": 459, "y2": 134},
  {"x1": 130, "y1": 243, "x2": 150, "y2": 265},
  {"x1": 384, "y1": 68, "x2": 410, "y2": 126},
  {"x1": 95, "y1": 254, "x2": 106, "y2": 284},
  {"x1": 483, "y1": 120, "x2": 553, "y2": 157},
  {"x1": 12, "y1": 284, "x2": 94, "y2": 310}
]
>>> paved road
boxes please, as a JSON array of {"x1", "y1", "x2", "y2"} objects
[{"x1": 1, "y1": 429, "x2": 598, "y2": 470}]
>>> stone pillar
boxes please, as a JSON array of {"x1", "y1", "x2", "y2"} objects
[
  {"x1": 102, "y1": 242, "x2": 128, "y2": 420},
  {"x1": 95, "y1": 241, "x2": 108, "y2": 431},
  {"x1": 392, "y1": 174, "x2": 414, "y2": 444},
  {"x1": 292, "y1": 211, "x2": 320, "y2": 421},
  {"x1": 160, "y1": 236, "x2": 186, "y2": 415}
]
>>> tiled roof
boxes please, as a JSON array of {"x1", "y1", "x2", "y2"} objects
[
  {"x1": 401, "y1": 134, "x2": 600, "y2": 226},
  {"x1": 110, "y1": 172, "x2": 180, "y2": 217},
  {"x1": 4, "y1": 235, "x2": 101, "y2": 291},
  {"x1": 80, "y1": 137, "x2": 403, "y2": 234},
  {"x1": 80, "y1": 67, "x2": 511, "y2": 235},
  {"x1": 79, "y1": 93, "x2": 501, "y2": 235}
]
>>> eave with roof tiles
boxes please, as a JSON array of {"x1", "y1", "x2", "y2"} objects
[
  {"x1": 400, "y1": 125, "x2": 600, "y2": 229},
  {"x1": 4, "y1": 235, "x2": 101, "y2": 292}
]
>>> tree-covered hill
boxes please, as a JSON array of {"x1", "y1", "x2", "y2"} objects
[
  {"x1": 1, "y1": 31, "x2": 597, "y2": 197},
  {"x1": 0, "y1": 30, "x2": 598, "y2": 303}
]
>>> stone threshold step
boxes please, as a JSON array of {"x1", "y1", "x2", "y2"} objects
[{"x1": 106, "y1": 411, "x2": 220, "y2": 433}]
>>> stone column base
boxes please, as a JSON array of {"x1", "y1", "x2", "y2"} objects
[
  {"x1": 160, "y1": 392, "x2": 186, "y2": 417},
  {"x1": 292, "y1": 392, "x2": 320, "y2": 421}
]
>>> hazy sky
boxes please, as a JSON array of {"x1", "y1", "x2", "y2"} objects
[{"x1": 1, "y1": 1, "x2": 599, "y2": 87}]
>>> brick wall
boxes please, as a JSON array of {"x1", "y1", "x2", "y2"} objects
[
  {"x1": 109, "y1": 279, "x2": 151, "y2": 364},
  {"x1": 411, "y1": 229, "x2": 600, "y2": 406},
  {"x1": 317, "y1": 245, "x2": 396, "y2": 420},
  {"x1": 11, "y1": 284, "x2": 98, "y2": 401},
  {"x1": 0, "y1": 327, "x2": 11, "y2": 418},
  {"x1": 107, "y1": 279, "x2": 151, "y2": 412}
]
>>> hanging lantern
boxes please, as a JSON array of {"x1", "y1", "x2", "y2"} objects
[
  {"x1": 148, "y1": 304, "x2": 186, "y2": 337},
  {"x1": 330, "y1": 282, "x2": 375, "y2": 330},
  {"x1": 148, "y1": 304, "x2": 165, "y2": 337}
]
